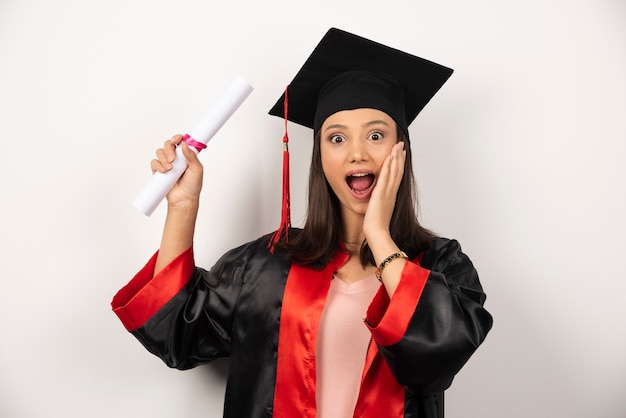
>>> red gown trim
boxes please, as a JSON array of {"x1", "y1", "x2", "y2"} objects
[
  {"x1": 111, "y1": 247, "x2": 195, "y2": 331},
  {"x1": 272, "y1": 250, "x2": 348, "y2": 418},
  {"x1": 365, "y1": 254, "x2": 428, "y2": 346},
  {"x1": 354, "y1": 254, "x2": 429, "y2": 417},
  {"x1": 273, "y1": 251, "x2": 429, "y2": 417},
  {"x1": 356, "y1": 353, "x2": 406, "y2": 418}
]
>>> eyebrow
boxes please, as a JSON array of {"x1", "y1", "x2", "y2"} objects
[
  {"x1": 323, "y1": 120, "x2": 391, "y2": 133},
  {"x1": 364, "y1": 120, "x2": 391, "y2": 128}
]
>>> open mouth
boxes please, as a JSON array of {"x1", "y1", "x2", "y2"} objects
[{"x1": 346, "y1": 173, "x2": 375, "y2": 194}]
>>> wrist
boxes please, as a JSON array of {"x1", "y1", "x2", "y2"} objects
[
  {"x1": 364, "y1": 229, "x2": 394, "y2": 253},
  {"x1": 167, "y1": 197, "x2": 200, "y2": 213},
  {"x1": 363, "y1": 224, "x2": 391, "y2": 240},
  {"x1": 375, "y1": 251, "x2": 408, "y2": 282}
]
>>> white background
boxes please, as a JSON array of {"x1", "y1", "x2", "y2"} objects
[{"x1": 1, "y1": 0, "x2": 625, "y2": 417}]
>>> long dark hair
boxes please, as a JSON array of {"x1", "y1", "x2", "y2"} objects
[{"x1": 281, "y1": 127, "x2": 434, "y2": 269}]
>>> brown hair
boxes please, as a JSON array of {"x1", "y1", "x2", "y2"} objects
[{"x1": 281, "y1": 128, "x2": 434, "y2": 269}]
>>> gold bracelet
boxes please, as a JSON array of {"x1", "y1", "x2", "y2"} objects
[{"x1": 375, "y1": 251, "x2": 408, "y2": 282}]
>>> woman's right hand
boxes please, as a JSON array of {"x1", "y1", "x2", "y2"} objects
[
  {"x1": 152, "y1": 134, "x2": 203, "y2": 274},
  {"x1": 151, "y1": 134, "x2": 204, "y2": 209}
]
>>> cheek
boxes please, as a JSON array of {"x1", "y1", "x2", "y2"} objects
[
  {"x1": 321, "y1": 162, "x2": 342, "y2": 189},
  {"x1": 320, "y1": 147, "x2": 340, "y2": 177},
  {"x1": 320, "y1": 157, "x2": 345, "y2": 194},
  {"x1": 371, "y1": 147, "x2": 392, "y2": 168}
]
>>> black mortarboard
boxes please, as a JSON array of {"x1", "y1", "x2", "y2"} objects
[
  {"x1": 268, "y1": 27, "x2": 454, "y2": 137},
  {"x1": 266, "y1": 28, "x2": 453, "y2": 251}
]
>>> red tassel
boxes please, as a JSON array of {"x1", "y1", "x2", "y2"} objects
[{"x1": 268, "y1": 86, "x2": 291, "y2": 253}]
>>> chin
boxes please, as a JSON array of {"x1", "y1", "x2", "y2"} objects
[{"x1": 340, "y1": 200, "x2": 369, "y2": 218}]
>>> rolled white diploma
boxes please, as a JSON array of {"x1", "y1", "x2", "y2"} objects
[{"x1": 132, "y1": 76, "x2": 254, "y2": 216}]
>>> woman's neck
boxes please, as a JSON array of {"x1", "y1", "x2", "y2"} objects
[{"x1": 341, "y1": 210, "x2": 366, "y2": 254}]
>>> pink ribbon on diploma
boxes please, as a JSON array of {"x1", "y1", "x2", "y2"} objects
[{"x1": 182, "y1": 134, "x2": 208, "y2": 152}]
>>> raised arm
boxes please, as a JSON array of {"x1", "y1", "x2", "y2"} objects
[{"x1": 150, "y1": 134, "x2": 204, "y2": 274}]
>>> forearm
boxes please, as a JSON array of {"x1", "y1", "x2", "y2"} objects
[
  {"x1": 367, "y1": 230, "x2": 405, "y2": 297},
  {"x1": 155, "y1": 200, "x2": 199, "y2": 274},
  {"x1": 149, "y1": 136, "x2": 204, "y2": 275},
  {"x1": 363, "y1": 141, "x2": 407, "y2": 296}
]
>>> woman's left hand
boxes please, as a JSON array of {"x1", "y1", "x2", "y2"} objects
[{"x1": 363, "y1": 141, "x2": 406, "y2": 240}]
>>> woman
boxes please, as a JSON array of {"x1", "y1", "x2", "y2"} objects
[{"x1": 112, "y1": 28, "x2": 492, "y2": 418}]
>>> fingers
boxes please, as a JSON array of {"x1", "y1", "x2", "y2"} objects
[
  {"x1": 164, "y1": 134, "x2": 184, "y2": 164},
  {"x1": 179, "y1": 141, "x2": 202, "y2": 173},
  {"x1": 390, "y1": 141, "x2": 406, "y2": 184},
  {"x1": 151, "y1": 134, "x2": 185, "y2": 174},
  {"x1": 364, "y1": 142, "x2": 406, "y2": 237},
  {"x1": 170, "y1": 133, "x2": 184, "y2": 146},
  {"x1": 378, "y1": 141, "x2": 406, "y2": 190}
]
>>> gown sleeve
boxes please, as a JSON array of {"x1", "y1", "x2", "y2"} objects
[
  {"x1": 111, "y1": 243, "x2": 250, "y2": 370},
  {"x1": 364, "y1": 238, "x2": 493, "y2": 395}
]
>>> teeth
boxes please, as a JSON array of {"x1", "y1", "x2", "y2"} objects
[{"x1": 351, "y1": 173, "x2": 369, "y2": 177}]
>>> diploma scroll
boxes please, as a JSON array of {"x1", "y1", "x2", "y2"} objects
[{"x1": 132, "y1": 77, "x2": 254, "y2": 216}]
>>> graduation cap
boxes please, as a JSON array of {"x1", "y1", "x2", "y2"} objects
[
  {"x1": 269, "y1": 27, "x2": 453, "y2": 136},
  {"x1": 267, "y1": 27, "x2": 453, "y2": 251}
]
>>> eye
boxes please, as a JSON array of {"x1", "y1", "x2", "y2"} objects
[
  {"x1": 329, "y1": 134, "x2": 345, "y2": 144},
  {"x1": 368, "y1": 131, "x2": 384, "y2": 141}
]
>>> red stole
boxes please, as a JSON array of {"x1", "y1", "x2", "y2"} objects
[
  {"x1": 272, "y1": 250, "x2": 408, "y2": 418},
  {"x1": 272, "y1": 251, "x2": 345, "y2": 417}
]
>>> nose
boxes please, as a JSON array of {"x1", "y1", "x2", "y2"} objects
[{"x1": 349, "y1": 138, "x2": 367, "y2": 163}]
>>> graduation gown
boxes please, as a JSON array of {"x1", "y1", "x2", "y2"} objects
[{"x1": 112, "y1": 233, "x2": 492, "y2": 418}]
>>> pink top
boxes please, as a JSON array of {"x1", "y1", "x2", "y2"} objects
[{"x1": 316, "y1": 274, "x2": 380, "y2": 417}]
